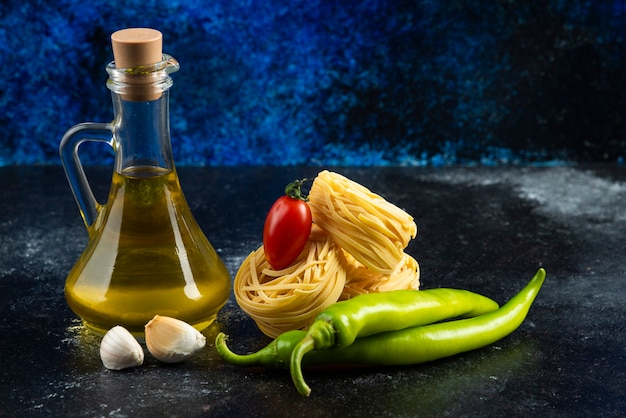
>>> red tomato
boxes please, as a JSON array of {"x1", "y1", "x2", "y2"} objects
[{"x1": 263, "y1": 194, "x2": 312, "y2": 270}]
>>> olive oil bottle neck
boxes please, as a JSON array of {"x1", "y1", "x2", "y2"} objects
[
  {"x1": 105, "y1": 45, "x2": 181, "y2": 176},
  {"x1": 111, "y1": 91, "x2": 175, "y2": 175}
]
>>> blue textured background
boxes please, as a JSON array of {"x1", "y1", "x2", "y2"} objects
[{"x1": 1, "y1": 0, "x2": 625, "y2": 166}]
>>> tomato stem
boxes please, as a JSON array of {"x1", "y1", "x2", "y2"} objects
[{"x1": 284, "y1": 178, "x2": 309, "y2": 202}]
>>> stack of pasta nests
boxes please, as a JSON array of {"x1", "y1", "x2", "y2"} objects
[{"x1": 234, "y1": 170, "x2": 419, "y2": 338}]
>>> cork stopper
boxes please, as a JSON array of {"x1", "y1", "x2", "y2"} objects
[
  {"x1": 111, "y1": 28, "x2": 163, "y2": 69},
  {"x1": 110, "y1": 28, "x2": 164, "y2": 101}
]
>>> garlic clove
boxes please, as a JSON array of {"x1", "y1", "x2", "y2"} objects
[
  {"x1": 100, "y1": 325, "x2": 144, "y2": 370},
  {"x1": 144, "y1": 315, "x2": 206, "y2": 363}
]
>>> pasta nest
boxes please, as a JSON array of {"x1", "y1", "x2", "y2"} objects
[
  {"x1": 308, "y1": 170, "x2": 417, "y2": 275},
  {"x1": 234, "y1": 225, "x2": 347, "y2": 338}
]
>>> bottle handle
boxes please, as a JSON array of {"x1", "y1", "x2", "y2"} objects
[{"x1": 59, "y1": 122, "x2": 114, "y2": 231}]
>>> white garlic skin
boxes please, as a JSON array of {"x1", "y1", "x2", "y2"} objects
[
  {"x1": 100, "y1": 325, "x2": 144, "y2": 370},
  {"x1": 145, "y1": 315, "x2": 206, "y2": 363}
]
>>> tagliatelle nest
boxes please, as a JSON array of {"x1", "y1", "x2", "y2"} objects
[
  {"x1": 233, "y1": 225, "x2": 347, "y2": 338},
  {"x1": 339, "y1": 250, "x2": 421, "y2": 301},
  {"x1": 308, "y1": 170, "x2": 417, "y2": 275}
]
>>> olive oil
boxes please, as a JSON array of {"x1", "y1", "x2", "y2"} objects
[{"x1": 64, "y1": 166, "x2": 231, "y2": 335}]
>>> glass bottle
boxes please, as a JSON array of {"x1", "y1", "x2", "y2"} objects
[{"x1": 59, "y1": 28, "x2": 230, "y2": 335}]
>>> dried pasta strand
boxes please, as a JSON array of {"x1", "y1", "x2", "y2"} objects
[
  {"x1": 309, "y1": 170, "x2": 417, "y2": 275},
  {"x1": 233, "y1": 225, "x2": 346, "y2": 338},
  {"x1": 339, "y1": 250, "x2": 421, "y2": 301}
]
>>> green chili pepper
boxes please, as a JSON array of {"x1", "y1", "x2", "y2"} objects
[
  {"x1": 291, "y1": 268, "x2": 546, "y2": 396},
  {"x1": 216, "y1": 287, "x2": 499, "y2": 368},
  {"x1": 216, "y1": 269, "x2": 545, "y2": 397},
  {"x1": 288, "y1": 287, "x2": 501, "y2": 373}
]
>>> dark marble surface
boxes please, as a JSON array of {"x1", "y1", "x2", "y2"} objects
[{"x1": 1, "y1": 165, "x2": 625, "y2": 417}]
